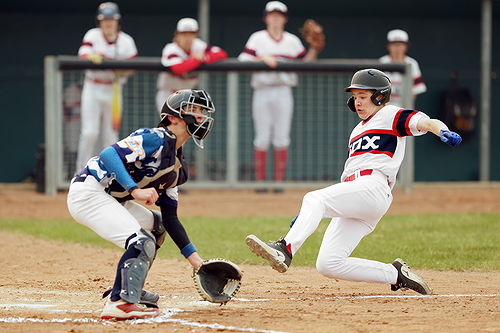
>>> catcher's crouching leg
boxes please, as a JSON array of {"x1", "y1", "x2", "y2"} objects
[
  {"x1": 119, "y1": 229, "x2": 157, "y2": 303},
  {"x1": 102, "y1": 229, "x2": 160, "y2": 319},
  {"x1": 107, "y1": 229, "x2": 157, "y2": 304}
]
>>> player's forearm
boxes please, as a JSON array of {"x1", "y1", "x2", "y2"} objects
[
  {"x1": 417, "y1": 118, "x2": 449, "y2": 137},
  {"x1": 303, "y1": 48, "x2": 318, "y2": 62},
  {"x1": 160, "y1": 204, "x2": 194, "y2": 256}
]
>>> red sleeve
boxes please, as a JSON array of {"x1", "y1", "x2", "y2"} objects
[
  {"x1": 169, "y1": 57, "x2": 202, "y2": 75},
  {"x1": 203, "y1": 48, "x2": 228, "y2": 64}
]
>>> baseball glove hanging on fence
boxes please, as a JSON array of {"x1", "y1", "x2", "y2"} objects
[
  {"x1": 300, "y1": 19, "x2": 325, "y2": 52},
  {"x1": 193, "y1": 259, "x2": 243, "y2": 304}
]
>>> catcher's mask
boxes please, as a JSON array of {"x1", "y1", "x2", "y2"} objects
[
  {"x1": 344, "y1": 69, "x2": 391, "y2": 112},
  {"x1": 159, "y1": 89, "x2": 215, "y2": 149}
]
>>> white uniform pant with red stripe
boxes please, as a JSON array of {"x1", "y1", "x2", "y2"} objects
[{"x1": 284, "y1": 171, "x2": 398, "y2": 284}]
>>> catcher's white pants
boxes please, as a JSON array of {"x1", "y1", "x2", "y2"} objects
[
  {"x1": 284, "y1": 171, "x2": 399, "y2": 284},
  {"x1": 252, "y1": 86, "x2": 293, "y2": 150},
  {"x1": 76, "y1": 81, "x2": 120, "y2": 170},
  {"x1": 67, "y1": 176, "x2": 154, "y2": 249}
]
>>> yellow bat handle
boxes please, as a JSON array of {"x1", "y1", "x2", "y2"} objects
[{"x1": 112, "y1": 81, "x2": 121, "y2": 131}]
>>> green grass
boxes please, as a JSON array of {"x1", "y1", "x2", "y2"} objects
[{"x1": 1, "y1": 213, "x2": 499, "y2": 270}]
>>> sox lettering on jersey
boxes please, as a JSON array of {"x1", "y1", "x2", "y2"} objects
[{"x1": 349, "y1": 130, "x2": 398, "y2": 158}]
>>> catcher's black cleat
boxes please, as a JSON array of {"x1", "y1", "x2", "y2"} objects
[
  {"x1": 245, "y1": 235, "x2": 292, "y2": 273},
  {"x1": 391, "y1": 258, "x2": 432, "y2": 295}
]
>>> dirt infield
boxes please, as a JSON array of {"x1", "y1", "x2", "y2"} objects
[{"x1": 1, "y1": 183, "x2": 499, "y2": 332}]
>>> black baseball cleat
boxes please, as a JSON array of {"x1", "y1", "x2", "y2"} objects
[
  {"x1": 245, "y1": 235, "x2": 292, "y2": 273},
  {"x1": 391, "y1": 258, "x2": 432, "y2": 295}
]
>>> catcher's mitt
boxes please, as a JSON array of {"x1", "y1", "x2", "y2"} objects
[
  {"x1": 193, "y1": 259, "x2": 242, "y2": 304},
  {"x1": 300, "y1": 19, "x2": 325, "y2": 52}
]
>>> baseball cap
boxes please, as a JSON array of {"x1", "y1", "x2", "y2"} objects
[
  {"x1": 97, "y1": 2, "x2": 121, "y2": 20},
  {"x1": 176, "y1": 18, "x2": 199, "y2": 32},
  {"x1": 387, "y1": 29, "x2": 409, "y2": 43},
  {"x1": 264, "y1": 1, "x2": 288, "y2": 14}
]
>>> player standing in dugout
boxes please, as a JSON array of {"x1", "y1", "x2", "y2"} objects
[
  {"x1": 156, "y1": 18, "x2": 227, "y2": 113},
  {"x1": 238, "y1": 1, "x2": 323, "y2": 192},
  {"x1": 379, "y1": 29, "x2": 427, "y2": 107},
  {"x1": 76, "y1": 2, "x2": 137, "y2": 171},
  {"x1": 246, "y1": 69, "x2": 462, "y2": 295}
]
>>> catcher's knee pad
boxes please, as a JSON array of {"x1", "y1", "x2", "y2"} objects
[
  {"x1": 150, "y1": 210, "x2": 166, "y2": 247},
  {"x1": 120, "y1": 229, "x2": 156, "y2": 303}
]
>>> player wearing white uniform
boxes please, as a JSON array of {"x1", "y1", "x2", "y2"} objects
[
  {"x1": 246, "y1": 69, "x2": 462, "y2": 294},
  {"x1": 238, "y1": 1, "x2": 319, "y2": 190},
  {"x1": 76, "y1": 2, "x2": 138, "y2": 170},
  {"x1": 156, "y1": 18, "x2": 227, "y2": 112},
  {"x1": 379, "y1": 29, "x2": 426, "y2": 107},
  {"x1": 67, "y1": 89, "x2": 215, "y2": 319}
]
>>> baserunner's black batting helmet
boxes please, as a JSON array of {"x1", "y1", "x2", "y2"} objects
[
  {"x1": 344, "y1": 69, "x2": 391, "y2": 112},
  {"x1": 159, "y1": 89, "x2": 216, "y2": 149},
  {"x1": 97, "y1": 2, "x2": 121, "y2": 20}
]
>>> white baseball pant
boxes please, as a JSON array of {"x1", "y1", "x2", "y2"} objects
[
  {"x1": 284, "y1": 171, "x2": 399, "y2": 284},
  {"x1": 67, "y1": 176, "x2": 154, "y2": 249},
  {"x1": 76, "y1": 81, "x2": 120, "y2": 170},
  {"x1": 252, "y1": 85, "x2": 293, "y2": 150}
]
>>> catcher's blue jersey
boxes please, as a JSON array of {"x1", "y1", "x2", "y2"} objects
[{"x1": 74, "y1": 127, "x2": 187, "y2": 206}]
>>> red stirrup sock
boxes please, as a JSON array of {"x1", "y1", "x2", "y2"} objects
[
  {"x1": 274, "y1": 148, "x2": 288, "y2": 181},
  {"x1": 254, "y1": 149, "x2": 267, "y2": 181}
]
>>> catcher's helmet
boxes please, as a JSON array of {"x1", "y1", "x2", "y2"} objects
[
  {"x1": 159, "y1": 89, "x2": 215, "y2": 149},
  {"x1": 344, "y1": 69, "x2": 391, "y2": 112},
  {"x1": 97, "y1": 2, "x2": 121, "y2": 20}
]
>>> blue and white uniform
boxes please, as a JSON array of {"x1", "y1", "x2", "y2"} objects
[{"x1": 67, "y1": 127, "x2": 195, "y2": 258}]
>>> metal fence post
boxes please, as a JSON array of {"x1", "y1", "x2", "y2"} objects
[
  {"x1": 44, "y1": 56, "x2": 63, "y2": 195},
  {"x1": 399, "y1": 63, "x2": 414, "y2": 193},
  {"x1": 226, "y1": 72, "x2": 239, "y2": 186}
]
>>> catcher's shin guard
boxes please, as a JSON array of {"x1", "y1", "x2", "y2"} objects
[
  {"x1": 117, "y1": 229, "x2": 157, "y2": 303},
  {"x1": 391, "y1": 258, "x2": 432, "y2": 295},
  {"x1": 245, "y1": 235, "x2": 292, "y2": 273}
]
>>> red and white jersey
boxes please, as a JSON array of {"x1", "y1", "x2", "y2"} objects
[
  {"x1": 238, "y1": 30, "x2": 307, "y2": 88},
  {"x1": 157, "y1": 38, "x2": 207, "y2": 91},
  {"x1": 78, "y1": 28, "x2": 138, "y2": 83},
  {"x1": 379, "y1": 55, "x2": 427, "y2": 107},
  {"x1": 341, "y1": 104, "x2": 429, "y2": 188}
]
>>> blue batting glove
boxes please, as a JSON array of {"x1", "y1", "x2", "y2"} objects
[{"x1": 440, "y1": 129, "x2": 462, "y2": 147}]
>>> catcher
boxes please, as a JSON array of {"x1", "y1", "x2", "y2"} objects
[{"x1": 67, "y1": 89, "x2": 241, "y2": 320}]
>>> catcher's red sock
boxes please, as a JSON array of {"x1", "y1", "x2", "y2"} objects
[
  {"x1": 254, "y1": 149, "x2": 267, "y2": 181},
  {"x1": 274, "y1": 148, "x2": 288, "y2": 181}
]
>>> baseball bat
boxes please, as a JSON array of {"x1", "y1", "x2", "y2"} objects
[{"x1": 111, "y1": 80, "x2": 121, "y2": 132}]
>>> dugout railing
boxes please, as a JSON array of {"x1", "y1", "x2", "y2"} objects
[{"x1": 44, "y1": 56, "x2": 412, "y2": 196}]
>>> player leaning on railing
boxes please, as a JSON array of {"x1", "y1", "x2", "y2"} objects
[
  {"x1": 246, "y1": 68, "x2": 462, "y2": 295},
  {"x1": 67, "y1": 89, "x2": 215, "y2": 319},
  {"x1": 76, "y1": 2, "x2": 138, "y2": 171}
]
